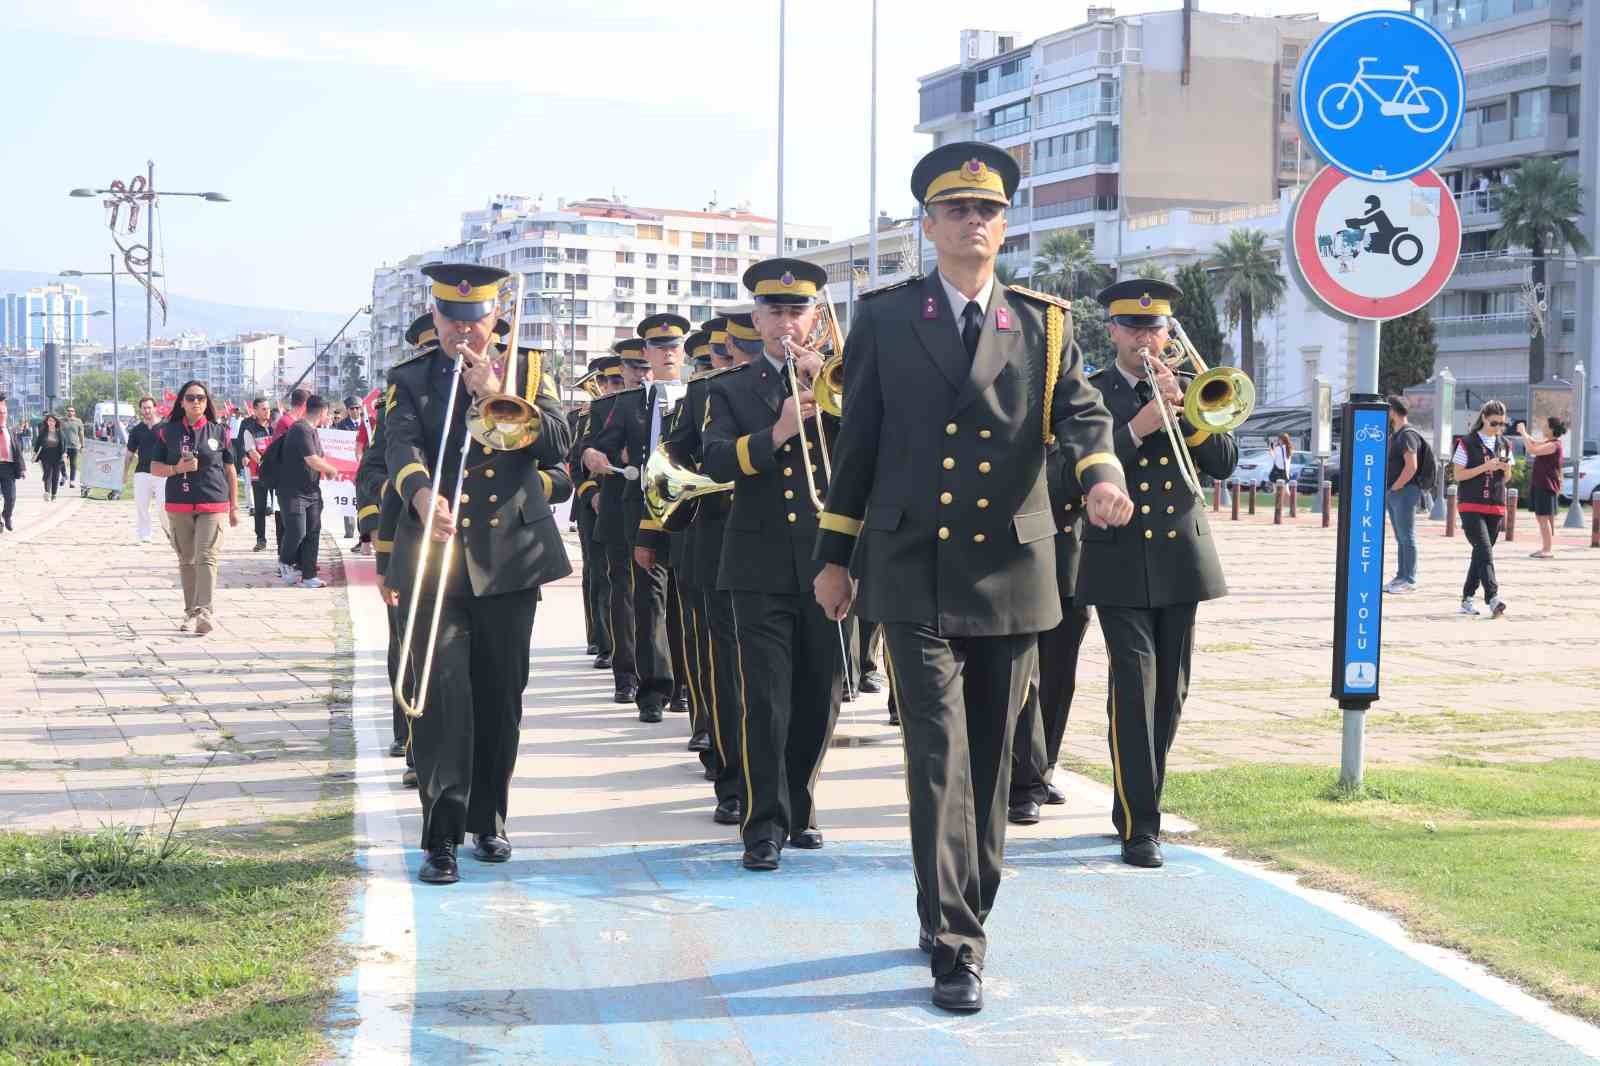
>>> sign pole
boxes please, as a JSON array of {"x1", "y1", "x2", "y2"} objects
[
  {"x1": 1356, "y1": 319, "x2": 1381, "y2": 397},
  {"x1": 1565, "y1": 361, "x2": 1588, "y2": 528},
  {"x1": 1332, "y1": 396, "x2": 1388, "y2": 788}
]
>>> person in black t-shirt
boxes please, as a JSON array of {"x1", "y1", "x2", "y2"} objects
[
  {"x1": 123, "y1": 397, "x2": 168, "y2": 544},
  {"x1": 279, "y1": 394, "x2": 340, "y2": 588}
]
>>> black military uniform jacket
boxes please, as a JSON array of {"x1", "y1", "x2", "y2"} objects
[
  {"x1": 385, "y1": 347, "x2": 573, "y2": 598},
  {"x1": 703, "y1": 358, "x2": 839, "y2": 595},
  {"x1": 814, "y1": 274, "x2": 1124, "y2": 637},
  {"x1": 644, "y1": 368, "x2": 735, "y2": 585},
  {"x1": 355, "y1": 385, "x2": 395, "y2": 574},
  {"x1": 579, "y1": 392, "x2": 628, "y2": 547},
  {"x1": 1046, "y1": 443, "x2": 1084, "y2": 606},
  {"x1": 590, "y1": 381, "x2": 685, "y2": 550},
  {"x1": 1075, "y1": 366, "x2": 1236, "y2": 609}
]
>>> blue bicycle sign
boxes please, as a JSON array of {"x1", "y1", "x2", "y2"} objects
[
  {"x1": 1317, "y1": 58, "x2": 1448, "y2": 134},
  {"x1": 1298, "y1": 11, "x2": 1464, "y2": 182}
]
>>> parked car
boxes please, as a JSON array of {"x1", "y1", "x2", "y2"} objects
[
  {"x1": 1230, "y1": 449, "x2": 1276, "y2": 489},
  {"x1": 1558, "y1": 454, "x2": 1600, "y2": 505}
]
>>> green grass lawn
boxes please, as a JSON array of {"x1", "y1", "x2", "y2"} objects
[
  {"x1": 1154, "y1": 759, "x2": 1600, "y2": 1023},
  {"x1": 0, "y1": 811, "x2": 354, "y2": 1065}
]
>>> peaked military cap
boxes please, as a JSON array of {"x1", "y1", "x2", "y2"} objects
[
  {"x1": 614, "y1": 336, "x2": 649, "y2": 368},
  {"x1": 637, "y1": 312, "x2": 691, "y2": 345},
  {"x1": 404, "y1": 313, "x2": 438, "y2": 349},
  {"x1": 1097, "y1": 278, "x2": 1182, "y2": 329},
  {"x1": 724, "y1": 310, "x2": 759, "y2": 343},
  {"x1": 421, "y1": 262, "x2": 508, "y2": 321},
  {"x1": 743, "y1": 258, "x2": 827, "y2": 305},
  {"x1": 911, "y1": 141, "x2": 1019, "y2": 207}
]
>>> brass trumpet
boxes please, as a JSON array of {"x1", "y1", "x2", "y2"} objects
[
  {"x1": 1139, "y1": 315, "x2": 1254, "y2": 500},
  {"x1": 643, "y1": 441, "x2": 731, "y2": 531},
  {"x1": 464, "y1": 272, "x2": 543, "y2": 451}
]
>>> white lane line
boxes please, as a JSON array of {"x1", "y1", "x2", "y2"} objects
[
  {"x1": 346, "y1": 559, "x2": 416, "y2": 1066},
  {"x1": 1189, "y1": 843, "x2": 1600, "y2": 1059}
]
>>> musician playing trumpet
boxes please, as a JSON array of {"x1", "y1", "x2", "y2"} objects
[{"x1": 1079, "y1": 279, "x2": 1238, "y2": 868}]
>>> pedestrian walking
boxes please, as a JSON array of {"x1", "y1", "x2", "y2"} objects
[
  {"x1": 60, "y1": 406, "x2": 84, "y2": 487},
  {"x1": 333, "y1": 396, "x2": 361, "y2": 544},
  {"x1": 1384, "y1": 396, "x2": 1432, "y2": 593},
  {"x1": 278, "y1": 394, "x2": 339, "y2": 588},
  {"x1": 122, "y1": 396, "x2": 168, "y2": 544},
  {"x1": 1268, "y1": 432, "x2": 1293, "y2": 487},
  {"x1": 1518, "y1": 416, "x2": 1565, "y2": 559},
  {"x1": 1453, "y1": 399, "x2": 1514, "y2": 618},
  {"x1": 0, "y1": 394, "x2": 27, "y2": 533},
  {"x1": 239, "y1": 398, "x2": 276, "y2": 552},
  {"x1": 149, "y1": 380, "x2": 239, "y2": 634},
  {"x1": 33, "y1": 414, "x2": 65, "y2": 500}
]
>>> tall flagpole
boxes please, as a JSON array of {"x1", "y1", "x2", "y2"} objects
[
  {"x1": 777, "y1": 0, "x2": 786, "y2": 254},
  {"x1": 868, "y1": 0, "x2": 880, "y2": 289}
]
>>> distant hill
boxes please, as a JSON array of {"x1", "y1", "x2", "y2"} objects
[{"x1": 0, "y1": 269, "x2": 365, "y2": 346}]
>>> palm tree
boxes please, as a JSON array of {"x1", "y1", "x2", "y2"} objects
[
  {"x1": 1210, "y1": 228, "x2": 1286, "y2": 381},
  {"x1": 1490, "y1": 156, "x2": 1589, "y2": 384},
  {"x1": 1131, "y1": 261, "x2": 1170, "y2": 284},
  {"x1": 993, "y1": 261, "x2": 1021, "y2": 287},
  {"x1": 1031, "y1": 230, "x2": 1107, "y2": 299}
]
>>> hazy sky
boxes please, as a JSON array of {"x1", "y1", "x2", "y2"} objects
[{"x1": 3, "y1": 0, "x2": 1395, "y2": 313}]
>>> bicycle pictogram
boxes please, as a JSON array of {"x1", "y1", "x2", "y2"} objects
[{"x1": 1316, "y1": 57, "x2": 1448, "y2": 134}]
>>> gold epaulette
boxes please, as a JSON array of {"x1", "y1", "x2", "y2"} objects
[
  {"x1": 860, "y1": 275, "x2": 921, "y2": 300},
  {"x1": 1007, "y1": 284, "x2": 1073, "y2": 310}
]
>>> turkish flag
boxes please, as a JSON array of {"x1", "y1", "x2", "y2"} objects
[{"x1": 360, "y1": 386, "x2": 381, "y2": 425}]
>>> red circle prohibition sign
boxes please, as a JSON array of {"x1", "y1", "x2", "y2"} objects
[{"x1": 1293, "y1": 166, "x2": 1461, "y2": 321}]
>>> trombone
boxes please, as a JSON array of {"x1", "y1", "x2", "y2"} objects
[
  {"x1": 1139, "y1": 315, "x2": 1255, "y2": 500},
  {"x1": 394, "y1": 274, "x2": 529, "y2": 719}
]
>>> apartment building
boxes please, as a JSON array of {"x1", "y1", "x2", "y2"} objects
[
  {"x1": 915, "y1": 10, "x2": 1325, "y2": 282},
  {"x1": 2, "y1": 282, "x2": 90, "y2": 352},
  {"x1": 1410, "y1": 0, "x2": 1588, "y2": 412},
  {"x1": 371, "y1": 196, "x2": 830, "y2": 390}
]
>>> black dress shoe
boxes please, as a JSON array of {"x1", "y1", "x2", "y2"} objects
[
  {"x1": 859, "y1": 670, "x2": 887, "y2": 694},
  {"x1": 741, "y1": 840, "x2": 780, "y2": 871},
  {"x1": 472, "y1": 833, "x2": 512, "y2": 863},
  {"x1": 670, "y1": 696, "x2": 690, "y2": 714},
  {"x1": 687, "y1": 731, "x2": 712, "y2": 753},
  {"x1": 613, "y1": 683, "x2": 637, "y2": 703},
  {"x1": 1121, "y1": 835, "x2": 1164, "y2": 868},
  {"x1": 703, "y1": 766, "x2": 717, "y2": 781},
  {"x1": 932, "y1": 964, "x2": 983, "y2": 1012},
  {"x1": 402, "y1": 768, "x2": 418, "y2": 788},
  {"x1": 586, "y1": 643, "x2": 600, "y2": 656},
  {"x1": 918, "y1": 927, "x2": 934, "y2": 954},
  {"x1": 788, "y1": 828, "x2": 824, "y2": 850},
  {"x1": 418, "y1": 841, "x2": 459, "y2": 884},
  {"x1": 1044, "y1": 782, "x2": 1068, "y2": 806},
  {"x1": 594, "y1": 653, "x2": 612, "y2": 670},
  {"x1": 713, "y1": 798, "x2": 742, "y2": 825},
  {"x1": 887, "y1": 702, "x2": 900, "y2": 726},
  {"x1": 1007, "y1": 800, "x2": 1041, "y2": 826},
  {"x1": 670, "y1": 686, "x2": 690, "y2": 713},
  {"x1": 842, "y1": 689, "x2": 856, "y2": 703},
  {"x1": 639, "y1": 705, "x2": 664, "y2": 724},
  {"x1": 386, "y1": 739, "x2": 406, "y2": 758}
]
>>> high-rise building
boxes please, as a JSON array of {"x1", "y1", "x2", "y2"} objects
[
  {"x1": 3, "y1": 283, "x2": 90, "y2": 352},
  {"x1": 1411, "y1": 0, "x2": 1587, "y2": 413},
  {"x1": 915, "y1": 11, "x2": 1326, "y2": 281},
  {"x1": 371, "y1": 196, "x2": 829, "y2": 392}
]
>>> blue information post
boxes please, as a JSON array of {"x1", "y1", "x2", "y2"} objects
[
  {"x1": 1331, "y1": 399, "x2": 1389, "y2": 711},
  {"x1": 1297, "y1": 11, "x2": 1464, "y2": 182}
]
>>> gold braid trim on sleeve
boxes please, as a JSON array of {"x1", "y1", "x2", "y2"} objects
[
  {"x1": 1043, "y1": 305, "x2": 1065, "y2": 444},
  {"x1": 523, "y1": 350, "x2": 543, "y2": 405}
]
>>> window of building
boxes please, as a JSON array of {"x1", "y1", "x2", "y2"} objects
[
  {"x1": 692, "y1": 255, "x2": 714, "y2": 272},
  {"x1": 666, "y1": 230, "x2": 683, "y2": 247},
  {"x1": 646, "y1": 278, "x2": 658, "y2": 295},
  {"x1": 637, "y1": 224, "x2": 664, "y2": 241},
  {"x1": 667, "y1": 279, "x2": 680, "y2": 295},
  {"x1": 691, "y1": 304, "x2": 713, "y2": 321},
  {"x1": 571, "y1": 300, "x2": 589, "y2": 315},
  {"x1": 616, "y1": 276, "x2": 634, "y2": 292},
  {"x1": 544, "y1": 272, "x2": 560, "y2": 287},
  {"x1": 714, "y1": 282, "x2": 738, "y2": 300},
  {"x1": 616, "y1": 251, "x2": 635, "y2": 264},
  {"x1": 667, "y1": 255, "x2": 680, "y2": 269},
  {"x1": 615, "y1": 301, "x2": 634, "y2": 314},
  {"x1": 692, "y1": 232, "x2": 713, "y2": 249},
  {"x1": 715, "y1": 256, "x2": 738, "y2": 273},
  {"x1": 748, "y1": 235, "x2": 761, "y2": 251},
  {"x1": 614, "y1": 326, "x2": 633, "y2": 340},
  {"x1": 1281, "y1": 90, "x2": 1293, "y2": 117},
  {"x1": 575, "y1": 325, "x2": 588, "y2": 340},
  {"x1": 715, "y1": 232, "x2": 738, "y2": 251},
  {"x1": 645, "y1": 253, "x2": 658, "y2": 268},
  {"x1": 565, "y1": 248, "x2": 588, "y2": 264},
  {"x1": 566, "y1": 274, "x2": 587, "y2": 291},
  {"x1": 645, "y1": 303, "x2": 658, "y2": 314}
]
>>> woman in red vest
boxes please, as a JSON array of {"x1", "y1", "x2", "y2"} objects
[{"x1": 1451, "y1": 399, "x2": 1514, "y2": 617}]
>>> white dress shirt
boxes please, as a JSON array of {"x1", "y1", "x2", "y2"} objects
[{"x1": 938, "y1": 271, "x2": 996, "y2": 344}]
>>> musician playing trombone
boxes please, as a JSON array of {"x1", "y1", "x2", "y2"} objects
[
  {"x1": 385, "y1": 263, "x2": 573, "y2": 885},
  {"x1": 702, "y1": 257, "x2": 843, "y2": 874},
  {"x1": 1079, "y1": 279, "x2": 1238, "y2": 869}
]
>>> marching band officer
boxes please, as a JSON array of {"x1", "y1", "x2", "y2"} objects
[
  {"x1": 1007, "y1": 443, "x2": 1092, "y2": 824},
  {"x1": 585, "y1": 314, "x2": 687, "y2": 723},
  {"x1": 660, "y1": 326, "x2": 747, "y2": 825},
  {"x1": 567, "y1": 389, "x2": 596, "y2": 653},
  {"x1": 1079, "y1": 279, "x2": 1236, "y2": 868},
  {"x1": 386, "y1": 263, "x2": 573, "y2": 885},
  {"x1": 571, "y1": 356, "x2": 622, "y2": 672},
  {"x1": 584, "y1": 340, "x2": 647, "y2": 705},
  {"x1": 703, "y1": 257, "x2": 843, "y2": 873},
  {"x1": 812, "y1": 142, "x2": 1132, "y2": 1011}
]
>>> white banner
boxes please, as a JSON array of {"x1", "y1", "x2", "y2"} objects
[{"x1": 318, "y1": 427, "x2": 360, "y2": 519}]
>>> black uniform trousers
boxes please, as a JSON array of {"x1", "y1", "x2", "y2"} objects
[
  {"x1": 251, "y1": 481, "x2": 275, "y2": 544},
  {"x1": 731, "y1": 589, "x2": 843, "y2": 848},
  {"x1": 385, "y1": 602, "x2": 414, "y2": 750},
  {"x1": 632, "y1": 560, "x2": 675, "y2": 712},
  {"x1": 0, "y1": 461, "x2": 17, "y2": 528},
  {"x1": 699, "y1": 587, "x2": 745, "y2": 804},
  {"x1": 603, "y1": 537, "x2": 638, "y2": 689},
  {"x1": 403, "y1": 585, "x2": 538, "y2": 848},
  {"x1": 673, "y1": 580, "x2": 716, "y2": 775},
  {"x1": 1097, "y1": 603, "x2": 1197, "y2": 842},
  {"x1": 666, "y1": 566, "x2": 689, "y2": 708},
  {"x1": 881, "y1": 624, "x2": 1035, "y2": 978},
  {"x1": 577, "y1": 510, "x2": 610, "y2": 654},
  {"x1": 1010, "y1": 605, "x2": 1092, "y2": 806}
]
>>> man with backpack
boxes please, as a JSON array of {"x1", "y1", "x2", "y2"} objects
[{"x1": 1385, "y1": 396, "x2": 1434, "y2": 594}]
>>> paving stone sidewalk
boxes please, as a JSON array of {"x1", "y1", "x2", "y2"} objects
[{"x1": 0, "y1": 486, "x2": 352, "y2": 833}]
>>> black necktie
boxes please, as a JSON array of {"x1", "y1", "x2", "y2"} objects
[
  {"x1": 961, "y1": 300, "x2": 983, "y2": 358},
  {"x1": 1135, "y1": 379, "x2": 1154, "y2": 406}
]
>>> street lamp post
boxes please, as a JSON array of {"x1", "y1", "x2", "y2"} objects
[
  {"x1": 30, "y1": 309, "x2": 108, "y2": 418},
  {"x1": 61, "y1": 257, "x2": 164, "y2": 443},
  {"x1": 70, "y1": 165, "x2": 229, "y2": 394}
]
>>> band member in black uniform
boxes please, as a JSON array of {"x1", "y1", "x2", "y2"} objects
[
  {"x1": 571, "y1": 356, "x2": 622, "y2": 670},
  {"x1": 1007, "y1": 443, "x2": 1092, "y2": 824},
  {"x1": 812, "y1": 143, "x2": 1133, "y2": 1011},
  {"x1": 1078, "y1": 279, "x2": 1236, "y2": 868},
  {"x1": 657, "y1": 326, "x2": 746, "y2": 823},
  {"x1": 704, "y1": 258, "x2": 842, "y2": 873},
  {"x1": 585, "y1": 316, "x2": 686, "y2": 722},
  {"x1": 583, "y1": 340, "x2": 647, "y2": 704},
  {"x1": 386, "y1": 263, "x2": 573, "y2": 885}
]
